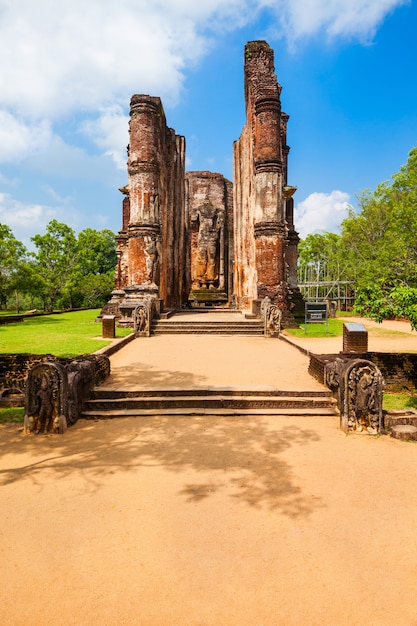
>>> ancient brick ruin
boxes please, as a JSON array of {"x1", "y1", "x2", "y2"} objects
[{"x1": 103, "y1": 40, "x2": 303, "y2": 327}]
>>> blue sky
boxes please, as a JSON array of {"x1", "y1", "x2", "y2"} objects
[{"x1": 0, "y1": 0, "x2": 415, "y2": 248}]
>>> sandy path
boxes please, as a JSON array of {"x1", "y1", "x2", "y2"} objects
[
  {"x1": 2, "y1": 319, "x2": 417, "y2": 625},
  {"x1": 1, "y1": 415, "x2": 417, "y2": 625},
  {"x1": 102, "y1": 334, "x2": 325, "y2": 390}
]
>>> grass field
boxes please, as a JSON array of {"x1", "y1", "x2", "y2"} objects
[
  {"x1": 0, "y1": 407, "x2": 25, "y2": 424},
  {"x1": 286, "y1": 318, "x2": 344, "y2": 338},
  {"x1": 382, "y1": 393, "x2": 417, "y2": 411},
  {"x1": 0, "y1": 309, "x2": 131, "y2": 357}
]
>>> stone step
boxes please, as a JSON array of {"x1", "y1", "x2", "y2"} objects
[
  {"x1": 151, "y1": 320, "x2": 264, "y2": 335},
  {"x1": 82, "y1": 407, "x2": 338, "y2": 418},
  {"x1": 92, "y1": 387, "x2": 334, "y2": 399},
  {"x1": 390, "y1": 424, "x2": 417, "y2": 441},
  {"x1": 153, "y1": 329, "x2": 264, "y2": 335},
  {"x1": 86, "y1": 395, "x2": 336, "y2": 411},
  {"x1": 82, "y1": 388, "x2": 338, "y2": 419},
  {"x1": 384, "y1": 410, "x2": 417, "y2": 431}
]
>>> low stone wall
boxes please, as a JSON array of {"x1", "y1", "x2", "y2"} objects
[
  {"x1": 0, "y1": 315, "x2": 24, "y2": 325},
  {"x1": 309, "y1": 352, "x2": 417, "y2": 392},
  {"x1": 0, "y1": 353, "x2": 110, "y2": 406}
]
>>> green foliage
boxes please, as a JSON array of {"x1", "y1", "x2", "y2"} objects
[
  {"x1": 23, "y1": 221, "x2": 117, "y2": 311},
  {"x1": 298, "y1": 147, "x2": 417, "y2": 326},
  {"x1": 31, "y1": 220, "x2": 78, "y2": 311},
  {"x1": 76, "y1": 228, "x2": 117, "y2": 276},
  {"x1": 0, "y1": 309, "x2": 131, "y2": 357},
  {"x1": 299, "y1": 146, "x2": 417, "y2": 329},
  {"x1": 0, "y1": 407, "x2": 25, "y2": 424},
  {"x1": 285, "y1": 318, "x2": 344, "y2": 338},
  {"x1": 0, "y1": 224, "x2": 28, "y2": 309},
  {"x1": 383, "y1": 393, "x2": 417, "y2": 411}
]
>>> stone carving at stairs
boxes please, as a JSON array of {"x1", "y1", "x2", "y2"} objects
[
  {"x1": 133, "y1": 299, "x2": 153, "y2": 337},
  {"x1": 261, "y1": 296, "x2": 282, "y2": 337},
  {"x1": 24, "y1": 357, "x2": 108, "y2": 435},
  {"x1": 24, "y1": 362, "x2": 68, "y2": 435},
  {"x1": 325, "y1": 358, "x2": 384, "y2": 434},
  {"x1": 67, "y1": 360, "x2": 95, "y2": 426}
]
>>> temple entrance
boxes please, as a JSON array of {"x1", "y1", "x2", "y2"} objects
[
  {"x1": 186, "y1": 172, "x2": 233, "y2": 308},
  {"x1": 101, "y1": 41, "x2": 304, "y2": 326}
]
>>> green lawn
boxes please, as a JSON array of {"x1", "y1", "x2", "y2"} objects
[
  {"x1": 286, "y1": 318, "x2": 344, "y2": 338},
  {"x1": 0, "y1": 407, "x2": 25, "y2": 424},
  {"x1": 383, "y1": 393, "x2": 417, "y2": 411},
  {"x1": 0, "y1": 309, "x2": 131, "y2": 357}
]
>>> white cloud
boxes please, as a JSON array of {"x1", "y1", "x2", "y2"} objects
[
  {"x1": 0, "y1": 0, "x2": 240, "y2": 120},
  {"x1": 24, "y1": 134, "x2": 122, "y2": 185},
  {"x1": 80, "y1": 106, "x2": 129, "y2": 171},
  {"x1": 294, "y1": 190, "x2": 350, "y2": 238},
  {"x1": 0, "y1": 192, "x2": 56, "y2": 243},
  {"x1": 0, "y1": 190, "x2": 95, "y2": 249},
  {"x1": 0, "y1": 0, "x2": 408, "y2": 178},
  {"x1": 0, "y1": 1, "x2": 407, "y2": 122},
  {"x1": 260, "y1": 0, "x2": 409, "y2": 42},
  {"x1": 0, "y1": 111, "x2": 52, "y2": 163}
]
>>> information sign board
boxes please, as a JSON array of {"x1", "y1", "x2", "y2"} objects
[{"x1": 304, "y1": 302, "x2": 328, "y2": 334}]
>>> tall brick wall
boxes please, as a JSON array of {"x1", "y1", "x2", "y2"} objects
[
  {"x1": 233, "y1": 41, "x2": 302, "y2": 324},
  {"x1": 105, "y1": 40, "x2": 303, "y2": 318},
  {"x1": 116, "y1": 95, "x2": 187, "y2": 309}
]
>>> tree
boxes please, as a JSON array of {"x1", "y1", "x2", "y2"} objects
[
  {"x1": 298, "y1": 232, "x2": 343, "y2": 282},
  {"x1": 76, "y1": 228, "x2": 117, "y2": 276},
  {"x1": 31, "y1": 220, "x2": 78, "y2": 311},
  {"x1": 65, "y1": 228, "x2": 116, "y2": 308},
  {"x1": 0, "y1": 224, "x2": 28, "y2": 309},
  {"x1": 340, "y1": 147, "x2": 417, "y2": 327}
]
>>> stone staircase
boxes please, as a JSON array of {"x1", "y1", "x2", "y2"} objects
[
  {"x1": 152, "y1": 319, "x2": 264, "y2": 336},
  {"x1": 82, "y1": 387, "x2": 338, "y2": 419}
]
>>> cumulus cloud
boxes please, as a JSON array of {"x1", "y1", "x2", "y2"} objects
[
  {"x1": 0, "y1": 112, "x2": 52, "y2": 163},
  {"x1": 0, "y1": 0, "x2": 236, "y2": 120},
  {"x1": 261, "y1": 0, "x2": 409, "y2": 42},
  {"x1": 0, "y1": 193, "x2": 56, "y2": 242},
  {"x1": 294, "y1": 190, "x2": 350, "y2": 238},
  {"x1": 0, "y1": 0, "x2": 408, "y2": 173},
  {"x1": 0, "y1": 1, "x2": 407, "y2": 120},
  {"x1": 80, "y1": 106, "x2": 129, "y2": 170}
]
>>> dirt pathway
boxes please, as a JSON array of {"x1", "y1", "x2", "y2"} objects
[
  {"x1": 2, "y1": 321, "x2": 417, "y2": 625},
  {"x1": 1, "y1": 413, "x2": 417, "y2": 625}
]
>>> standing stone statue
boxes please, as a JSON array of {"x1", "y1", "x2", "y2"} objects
[
  {"x1": 144, "y1": 236, "x2": 159, "y2": 285},
  {"x1": 194, "y1": 204, "x2": 221, "y2": 289}
]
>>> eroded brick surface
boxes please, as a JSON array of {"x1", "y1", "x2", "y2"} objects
[
  {"x1": 233, "y1": 40, "x2": 302, "y2": 325},
  {"x1": 104, "y1": 40, "x2": 303, "y2": 324}
]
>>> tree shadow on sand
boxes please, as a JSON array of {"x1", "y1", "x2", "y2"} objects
[
  {"x1": 0, "y1": 416, "x2": 323, "y2": 518},
  {"x1": 102, "y1": 363, "x2": 208, "y2": 388}
]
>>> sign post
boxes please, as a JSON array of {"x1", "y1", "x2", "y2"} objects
[{"x1": 304, "y1": 302, "x2": 328, "y2": 334}]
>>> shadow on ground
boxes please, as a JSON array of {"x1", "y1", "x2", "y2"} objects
[
  {"x1": 0, "y1": 416, "x2": 323, "y2": 518},
  {"x1": 103, "y1": 362, "x2": 208, "y2": 387}
]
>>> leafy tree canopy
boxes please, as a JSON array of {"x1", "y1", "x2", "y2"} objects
[
  {"x1": 0, "y1": 224, "x2": 28, "y2": 307},
  {"x1": 340, "y1": 147, "x2": 417, "y2": 327}
]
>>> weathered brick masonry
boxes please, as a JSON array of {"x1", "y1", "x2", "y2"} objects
[
  {"x1": 103, "y1": 40, "x2": 303, "y2": 323},
  {"x1": 309, "y1": 352, "x2": 417, "y2": 392},
  {"x1": 233, "y1": 41, "x2": 303, "y2": 324}
]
